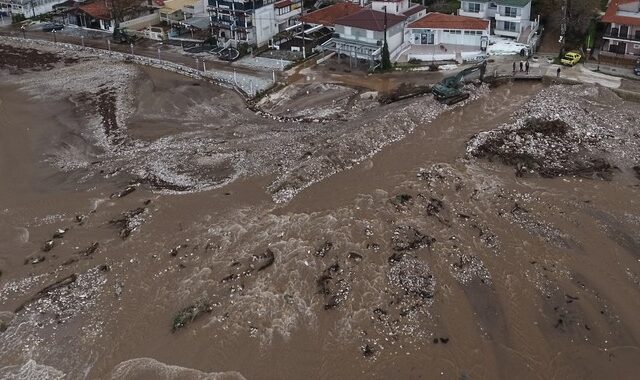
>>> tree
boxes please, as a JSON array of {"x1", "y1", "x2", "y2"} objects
[
  {"x1": 424, "y1": 0, "x2": 459, "y2": 13},
  {"x1": 106, "y1": 0, "x2": 147, "y2": 25},
  {"x1": 381, "y1": 39, "x2": 392, "y2": 71},
  {"x1": 534, "y1": 0, "x2": 599, "y2": 46}
]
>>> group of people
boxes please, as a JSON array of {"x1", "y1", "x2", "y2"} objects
[{"x1": 512, "y1": 60, "x2": 562, "y2": 77}]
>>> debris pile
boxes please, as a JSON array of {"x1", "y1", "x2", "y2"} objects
[{"x1": 467, "y1": 85, "x2": 640, "y2": 179}]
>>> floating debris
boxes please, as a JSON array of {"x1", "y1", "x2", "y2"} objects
[{"x1": 172, "y1": 300, "x2": 213, "y2": 331}]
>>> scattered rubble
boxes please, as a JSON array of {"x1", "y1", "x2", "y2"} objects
[
  {"x1": 14, "y1": 274, "x2": 77, "y2": 313},
  {"x1": 391, "y1": 225, "x2": 435, "y2": 252},
  {"x1": 109, "y1": 207, "x2": 146, "y2": 238}
]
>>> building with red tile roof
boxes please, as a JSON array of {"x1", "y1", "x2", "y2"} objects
[
  {"x1": 299, "y1": 2, "x2": 363, "y2": 27},
  {"x1": 333, "y1": 8, "x2": 405, "y2": 32},
  {"x1": 408, "y1": 12, "x2": 489, "y2": 30},
  {"x1": 406, "y1": 12, "x2": 490, "y2": 46},
  {"x1": 601, "y1": 0, "x2": 640, "y2": 59}
]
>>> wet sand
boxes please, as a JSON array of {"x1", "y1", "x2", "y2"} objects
[{"x1": 1, "y1": 45, "x2": 640, "y2": 380}]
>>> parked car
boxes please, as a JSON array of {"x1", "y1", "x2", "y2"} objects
[
  {"x1": 561, "y1": 52, "x2": 582, "y2": 66},
  {"x1": 41, "y1": 23, "x2": 64, "y2": 32},
  {"x1": 634, "y1": 60, "x2": 640, "y2": 76}
]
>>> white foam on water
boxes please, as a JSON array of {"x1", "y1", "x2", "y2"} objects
[
  {"x1": 0, "y1": 359, "x2": 65, "y2": 380},
  {"x1": 110, "y1": 358, "x2": 246, "y2": 380}
]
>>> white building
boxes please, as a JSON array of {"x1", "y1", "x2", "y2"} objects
[
  {"x1": 404, "y1": 12, "x2": 490, "y2": 62},
  {"x1": 208, "y1": 0, "x2": 301, "y2": 47},
  {"x1": 370, "y1": 0, "x2": 426, "y2": 22},
  {"x1": 458, "y1": 0, "x2": 537, "y2": 42},
  {"x1": 0, "y1": 0, "x2": 69, "y2": 18},
  {"x1": 321, "y1": 8, "x2": 406, "y2": 66},
  {"x1": 602, "y1": 0, "x2": 640, "y2": 59},
  {"x1": 407, "y1": 12, "x2": 490, "y2": 46}
]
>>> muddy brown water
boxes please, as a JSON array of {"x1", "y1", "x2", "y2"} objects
[{"x1": 1, "y1": 60, "x2": 639, "y2": 380}]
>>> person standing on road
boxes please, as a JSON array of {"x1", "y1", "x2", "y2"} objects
[
  {"x1": 525, "y1": 60, "x2": 530, "y2": 74},
  {"x1": 557, "y1": 67, "x2": 561, "y2": 78},
  {"x1": 513, "y1": 61, "x2": 516, "y2": 74},
  {"x1": 519, "y1": 61, "x2": 523, "y2": 72}
]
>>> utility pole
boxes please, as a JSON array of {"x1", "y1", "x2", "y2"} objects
[
  {"x1": 383, "y1": 6, "x2": 387, "y2": 42},
  {"x1": 559, "y1": 0, "x2": 568, "y2": 57},
  {"x1": 302, "y1": 21, "x2": 306, "y2": 59}
]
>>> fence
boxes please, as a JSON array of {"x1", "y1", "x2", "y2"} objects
[{"x1": 0, "y1": 35, "x2": 269, "y2": 97}]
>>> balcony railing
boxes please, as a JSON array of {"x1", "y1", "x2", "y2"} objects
[
  {"x1": 604, "y1": 32, "x2": 640, "y2": 42},
  {"x1": 211, "y1": 19, "x2": 252, "y2": 30}
]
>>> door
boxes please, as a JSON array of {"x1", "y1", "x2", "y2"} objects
[{"x1": 420, "y1": 31, "x2": 434, "y2": 45}]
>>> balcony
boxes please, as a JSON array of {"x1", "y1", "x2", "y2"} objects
[
  {"x1": 603, "y1": 29, "x2": 640, "y2": 43},
  {"x1": 458, "y1": 9, "x2": 485, "y2": 19},
  {"x1": 495, "y1": 12, "x2": 523, "y2": 22},
  {"x1": 494, "y1": 27, "x2": 519, "y2": 38},
  {"x1": 211, "y1": 19, "x2": 252, "y2": 30}
]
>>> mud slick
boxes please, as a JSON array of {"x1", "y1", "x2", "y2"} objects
[{"x1": 1, "y1": 41, "x2": 640, "y2": 380}]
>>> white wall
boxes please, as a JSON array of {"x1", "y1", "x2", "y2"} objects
[
  {"x1": 255, "y1": 5, "x2": 278, "y2": 47},
  {"x1": 1, "y1": 0, "x2": 69, "y2": 17},
  {"x1": 409, "y1": 27, "x2": 488, "y2": 47},
  {"x1": 121, "y1": 12, "x2": 161, "y2": 30},
  {"x1": 371, "y1": 0, "x2": 410, "y2": 15}
]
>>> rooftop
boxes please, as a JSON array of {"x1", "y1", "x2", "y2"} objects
[
  {"x1": 161, "y1": 0, "x2": 198, "y2": 14},
  {"x1": 602, "y1": 0, "x2": 640, "y2": 27},
  {"x1": 408, "y1": 12, "x2": 490, "y2": 30},
  {"x1": 334, "y1": 8, "x2": 405, "y2": 32},
  {"x1": 77, "y1": 0, "x2": 110, "y2": 20},
  {"x1": 402, "y1": 5, "x2": 426, "y2": 18},
  {"x1": 299, "y1": 3, "x2": 363, "y2": 27}
]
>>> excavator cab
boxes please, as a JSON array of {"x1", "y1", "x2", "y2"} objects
[
  {"x1": 432, "y1": 60, "x2": 487, "y2": 105},
  {"x1": 112, "y1": 27, "x2": 139, "y2": 44}
]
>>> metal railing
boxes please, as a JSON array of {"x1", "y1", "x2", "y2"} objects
[{"x1": 603, "y1": 32, "x2": 640, "y2": 42}]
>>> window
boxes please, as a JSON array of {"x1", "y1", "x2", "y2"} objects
[
  {"x1": 503, "y1": 6, "x2": 518, "y2": 17},
  {"x1": 276, "y1": 6, "x2": 291, "y2": 15},
  {"x1": 467, "y1": 2, "x2": 480, "y2": 13},
  {"x1": 502, "y1": 21, "x2": 517, "y2": 32}
]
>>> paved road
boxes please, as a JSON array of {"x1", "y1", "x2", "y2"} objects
[
  {"x1": 0, "y1": 26, "x2": 269, "y2": 79},
  {"x1": 487, "y1": 54, "x2": 640, "y2": 90}
]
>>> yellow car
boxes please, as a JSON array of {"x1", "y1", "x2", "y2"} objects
[{"x1": 561, "y1": 52, "x2": 582, "y2": 66}]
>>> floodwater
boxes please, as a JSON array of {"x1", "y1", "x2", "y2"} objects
[{"x1": 1, "y1": 44, "x2": 640, "y2": 380}]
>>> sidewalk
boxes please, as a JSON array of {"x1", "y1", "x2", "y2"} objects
[{"x1": 583, "y1": 62, "x2": 639, "y2": 81}]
